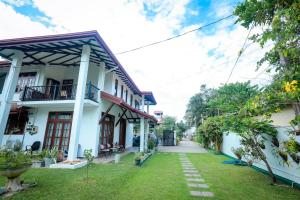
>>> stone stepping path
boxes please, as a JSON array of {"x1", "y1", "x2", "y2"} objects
[{"x1": 179, "y1": 154, "x2": 214, "y2": 198}]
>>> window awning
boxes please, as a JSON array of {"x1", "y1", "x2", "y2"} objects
[{"x1": 100, "y1": 91, "x2": 157, "y2": 123}]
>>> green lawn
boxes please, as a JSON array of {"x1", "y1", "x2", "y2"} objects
[{"x1": 0, "y1": 153, "x2": 299, "y2": 200}]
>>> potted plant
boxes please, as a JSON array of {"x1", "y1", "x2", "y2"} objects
[
  {"x1": 134, "y1": 153, "x2": 143, "y2": 166},
  {"x1": 31, "y1": 153, "x2": 44, "y2": 168},
  {"x1": 0, "y1": 148, "x2": 32, "y2": 192},
  {"x1": 232, "y1": 147, "x2": 244, "y2": 160},
  {"x1": 278, "y1": 150, "x2": 288, "y2": 162},
  {"x1": 272, "y1": 137, "x2": 279, "y2": 147},
  {"x1": 43, "y1": 147, "x2": 58, "y2": 167}
]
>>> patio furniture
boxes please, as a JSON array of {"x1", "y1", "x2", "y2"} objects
[
  {"x1": 99, "y1": 144, "x2": 110, "y2": 158},
  {"x1": 110, "y1": 143, "x2": 118, "y2": 154},
  {"x1": 25, "y1": 141, "x2": 41, "y2": 154}
]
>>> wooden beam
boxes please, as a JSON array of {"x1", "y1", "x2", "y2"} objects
[
  {"x1": 98, "y1": 103, "x2": 114, "y2": 124},
  {"x1": 115, "y1": 108, "x2": 127, "y2": 127}
]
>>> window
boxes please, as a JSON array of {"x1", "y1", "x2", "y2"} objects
[
  {"x1": 0, "y1": 73, "x2": 6, "y2": 94},
  {"x1": 125, "y1": 89, "x2": 128, "y2": 102},
  {"x1": 16, "y1": 72, "x2": 36, "y2": 92},
  {"x1": 130, "y1": 94, "x2": 133, "y2": 106},
  {"x1": 5, "y1": 112, "x2": 28, "y2": 135},
  {"x1": 114, "y1": 79, "x2": 118, "y2": 96},
  {"x1": 135, "y1": 100, "x2": 140, "y2": 110},
  {"x1": 44, "y1": 112, "x2": 73, "y2": 151},
  {"x1": 121, "y1": 85, "x2": 124, "y2": 99}
]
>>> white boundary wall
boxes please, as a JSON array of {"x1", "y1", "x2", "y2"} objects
[{"x1": 222, "y1": 108, "x2": 300, "y2": 184}]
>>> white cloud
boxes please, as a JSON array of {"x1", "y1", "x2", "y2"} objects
[
  {"x1": 0, "y1": 0, "x2": 271, "y2": 120},
  {"x1": 0, "y1": 2, "x2": 52, "y2": 39},
  {"x1": 2, "y1": 0, "x2": 31, "y2": 7}
]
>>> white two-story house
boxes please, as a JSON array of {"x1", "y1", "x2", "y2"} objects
[{"x1": 0, "y1": 31, "x2": 157, "y2": 161}]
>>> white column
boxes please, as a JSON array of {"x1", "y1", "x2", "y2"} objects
[
  {"x1": 141, "y1": 94, "x2": 145, "y2": 112},
  {"x1": 94, "y1": 62, "x2": 106, "y2": 156},
  {"x1": 0, "y1": 51, "x2": 24, "y2": 144},
  {"x1": 98, "y1": 62, "x2": 106, "y2": 91},
  {"x1": 139, "y1": 117, "x2": 145, "y2": 152},
  {"x1": 145, "y1": 119, "x2": 149, "y2": 151},
  {"x1": 146, "y1": 102, "x2": 149, "y2": 114},
  {"x1": 68, "y1": 45, "x2": 91, "y2": 160}
]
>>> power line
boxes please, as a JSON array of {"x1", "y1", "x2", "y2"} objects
[
  {"x1": 116, "y1": 14, "x2": 234, "y2": 55},
  {"x1": 225, "y1": 24, "x2": 254, "y2": 84}
]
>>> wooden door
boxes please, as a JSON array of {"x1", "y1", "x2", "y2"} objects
[
  {"x1": 119, "y1": 118, "x2": 126, "y2": 147},
  {"x1": 43, "y1": 112, "x2": 73, "y2": 152},
  {"x1": 100, "y1": 114, "x2": 115, "y2": 146},
  {"x1": 46, "y1": 78, "x2": 60, "y2": 99}
]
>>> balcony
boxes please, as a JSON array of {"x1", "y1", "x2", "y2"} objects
[{"x1": 22, "y1": 82, "x2": 99, "y2": 102}]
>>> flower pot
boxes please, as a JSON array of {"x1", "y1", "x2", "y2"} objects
[
  {"x1": 278, "y1": 151, "x2": 288, "y2": 162},
  {"x1": 272, "y1": 137, "x2": 279, "y2": 147},
  {"x1": 43, "y1": 158, "x2": 55, "y2": 167},
  {"x1": 135, "y1": 159, "x2": 141, "y2": 166},
  {"x1": 0, "y1": 165, "x2": 31, "y2": 192},
  {"x1": 31, "y1": 160, "x2": 43, "y2": 168},
  {"x1": 290, "y1": 153, "x2": 300, "y2": 164}
]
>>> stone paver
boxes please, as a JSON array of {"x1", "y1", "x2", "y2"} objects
[
  {"x1": 185, "y1": 173, "x2": 201, "y2": 177},
  {"x1": 183, "y1": 170, "x2": 198, "y2": 173},
  {"x1": 178, "y1": 149, "x2": 214, "y2": 198},
  {"x1": 190, "y1": 191, "x2": 214, "y2": 197},
  {"x1": 186, "y1": 178, "x2": 205, "y2": 182},
  {"x1": 188, "y1": 183, "x2": 209, "y2": 188}
]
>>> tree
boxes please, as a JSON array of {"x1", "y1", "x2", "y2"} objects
[
  {"x1": 185, "y1": 85, "x2": 216, "y2": 126},
  {"x1": 197, "y1": 116, "x2": 224, "y2": 152},
  {"x1": 224, "y1": 116, "x2": 278, "y2": 183},
  {"x1": 208, "y1": 81, "x2": 258, "y2": 114},
  {"x1": 175, "y1": 121, "x2": 188, "y2": 139},
  {"x1": 234, "y1": 0, "x2": 299, "y2": 81},
  {"x1": 161, "y1": 116, "x2": 176, "y2": 130},
  {"x1": 155, "y1": 115, "x2": 176, "y2": 139}
]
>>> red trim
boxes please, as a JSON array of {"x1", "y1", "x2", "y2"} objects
[{"x1": 101, "y1": 91, "x2": 157, "y2": 122}]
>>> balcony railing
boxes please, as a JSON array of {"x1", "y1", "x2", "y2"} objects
[{"x1": 22, "y1": 82, "x2": 99, "y2": 102}]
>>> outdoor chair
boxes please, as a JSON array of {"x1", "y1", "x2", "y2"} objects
[
  {"x1": 99, "y1": 144, "x2": 110, "y2": 158},
  {"x1": 110, "y1": 143, "x2": 118, "y2": 154},
  {"x1": 25, "y1": 141, "x2": 41, "y2": 154}
]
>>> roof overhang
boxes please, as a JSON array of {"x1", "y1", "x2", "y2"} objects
[
  {"x1": 142, "y1": 91, "x2": 157, "y2": 105},
  {"x1": 101, "y1": 91, "x2": 157, "y2": 123},
  {"x1": 0, "y1": 31, "x2": 141, "y2": 95}
]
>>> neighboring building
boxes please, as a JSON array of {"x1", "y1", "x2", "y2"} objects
[
  {"x1": 154, "y1": 110, "x2": 163, "y2": 124},
  {"x1": 0, "y1": 31, "x2": 157, "y2": 160},
  {"x1": 222, "y1": 107, "x2": 300, "y2": 185}
]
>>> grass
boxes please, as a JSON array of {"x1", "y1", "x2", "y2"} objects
[{"x1": 0, "y1": 153, "x2": 299, "y2": 200}]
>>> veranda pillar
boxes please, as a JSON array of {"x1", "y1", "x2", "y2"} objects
[
  {"x1": 0, "y1": 51, "x2": 24, "y2": 144},
  {"x1": 68, "y1": 45, "x2": 90, "y2": 160}
]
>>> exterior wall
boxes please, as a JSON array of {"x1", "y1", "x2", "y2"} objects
[
  {"x1": 1, "y1": 106, "x2": 73, "y2": 149},
  {"x1": 126, "y1": 122, "x2": 134, "y2": 148},
  {"x1": 222, "y1": 108, "x2": 300, "y2": 184},
  {"x1": 78, "y1": 106, "x2": 100, "y2": 157}
]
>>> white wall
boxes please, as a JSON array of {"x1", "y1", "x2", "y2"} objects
[
  {"x1": 1, "y1": 107, "x2": 73, "y2": 150},
  {"x1": 222, "y1": 108, "x2": 300, "y2": 184},
  {"x1": 78, "y1": 106, "x2": 100, "y2": 157}
]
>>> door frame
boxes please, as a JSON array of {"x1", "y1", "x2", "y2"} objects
[
  {"x1": 99, "y1": 113, "x2": 115, "y2": 146},
  {"x1": 43, "y1": 112, "x2": 73, "y2": 151},
  {"x1": 119, "y1": 118, "x2": 126, "y2": 147}
]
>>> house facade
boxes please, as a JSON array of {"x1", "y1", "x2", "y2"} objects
[{"x1": 0, "y1": 31, "x2": 157, "y2": 160}]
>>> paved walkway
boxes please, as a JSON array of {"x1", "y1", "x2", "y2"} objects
[
  {"x1": 158, "y1": 139, "x2": 207, "y2": 153},
  {"x1": 179, "y1": 153, "x2": 214, "y2": 198}
]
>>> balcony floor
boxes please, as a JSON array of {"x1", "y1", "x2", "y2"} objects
[{"x1": 19, "y1": 99, "x2": 98, "y2": 108}]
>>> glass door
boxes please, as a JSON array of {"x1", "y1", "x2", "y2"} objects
[{"x1": 43, "y1": 112, "x2": 72, "y2": 151}]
